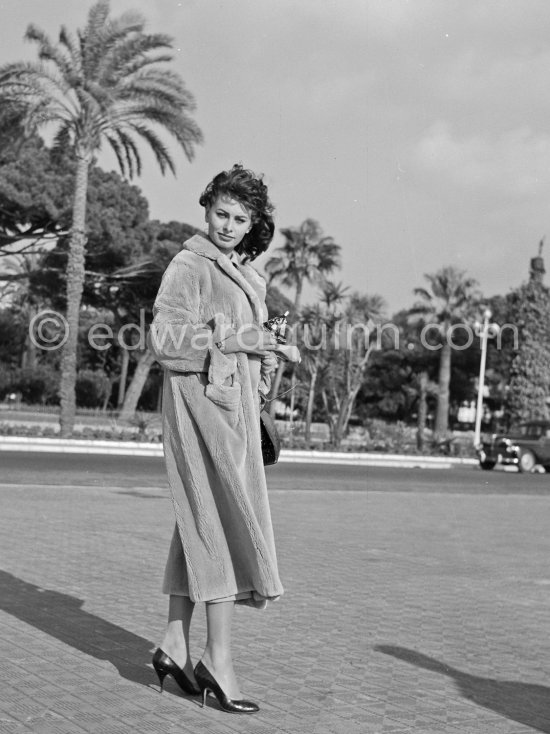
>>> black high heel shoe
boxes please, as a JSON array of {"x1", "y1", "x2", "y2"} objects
[
  {"x1": 152, "y1": 648, "x2": 201, "y2": 696},
  {"x1": 194, "y1": 660, "x2": 259, "y2": 714}
]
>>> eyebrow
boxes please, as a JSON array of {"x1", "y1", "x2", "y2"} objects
[{"x1": 216, "y1": 207, "x2": 250, "y2": 220}]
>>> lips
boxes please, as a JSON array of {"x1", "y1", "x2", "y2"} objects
[{"x1": 217, "y1": 233, "x2": 233, "y2": 242}]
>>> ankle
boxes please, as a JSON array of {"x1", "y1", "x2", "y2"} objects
[
  {"x1": 160, "y1": 634, "x2": 190, "y2": 664},
  {"x1": 202, "y1": 649, "x2": 233, "y2": 672}
]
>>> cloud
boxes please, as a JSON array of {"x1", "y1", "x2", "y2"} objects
[
  {"x1": 414, "y1": 121, "x2": 550, "y2": 198},
  {"x1": 435, "y1": 48, "x2": 550, "y2": 132}
]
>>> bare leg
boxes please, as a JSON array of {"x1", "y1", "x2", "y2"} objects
[
  {"x1": 159, "y1": 594, "x2": 196, "y2": 682},
  {"x1": 201, "y1": 600, "x2": 241, "y2": 699}
]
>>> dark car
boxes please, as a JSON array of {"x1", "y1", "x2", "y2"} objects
[{"x1": 478, "y1": 420, "x2": 550, "y2": 472}]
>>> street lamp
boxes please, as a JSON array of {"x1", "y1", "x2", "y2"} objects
[{"x1": 473, "y1": 308, "x2": 500, "y2": 448}]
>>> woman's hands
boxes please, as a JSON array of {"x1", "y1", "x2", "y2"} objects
[
  {"x1": 220, "y1": 326, "x2": 301, "y2": 363},
  {"x1": 221, "y1": 326, "x2": 278, "y2": 356}
]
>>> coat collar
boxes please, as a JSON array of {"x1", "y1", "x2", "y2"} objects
[{"x1": 183, "y1": 234, "x2": 264, "y2": 322}]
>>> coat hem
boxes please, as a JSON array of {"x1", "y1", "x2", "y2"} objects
[{"x1": 162, "y1": 586, "x2": 283, "y2": 608}]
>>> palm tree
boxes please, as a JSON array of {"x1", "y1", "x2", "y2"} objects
[
  {"x1": 298, "y1": 281, "x2": 349, "y2": 442},
  {"x1": 264, "y1": 219, "x2": 341, "y2": 417},
  {"x1": 265, "y1": 219, "x2": 341, "y2": 311},
  {"x1": 411, "y1": 266, "x2": 480, "y2": 442},
  {"x1": 0, "y1": 1, "x2": 202, "y2": 435}
]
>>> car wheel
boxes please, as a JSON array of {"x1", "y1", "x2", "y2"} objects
[
  {"x1": 480, "y1": 460, "x2": 496, "y2": 470},
  {"x1": 518, "y1": 449, "x2": 536, "y2": 473}
]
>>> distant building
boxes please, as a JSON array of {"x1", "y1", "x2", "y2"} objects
[{"x1": 530, "y1": 239, "x2": 546, "y2": 284}]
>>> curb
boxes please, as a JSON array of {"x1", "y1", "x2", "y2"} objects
[{"x1": 0, "y1": 436, "x2": 478, "y2": 468}]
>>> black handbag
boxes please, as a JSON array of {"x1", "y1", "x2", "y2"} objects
[{"x1": 260, "y1": 409, "x2": 281, "y2": 466}]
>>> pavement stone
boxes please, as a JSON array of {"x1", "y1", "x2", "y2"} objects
[{"x1": 1, "y1": 472, "x2": 550, "y2": 733}]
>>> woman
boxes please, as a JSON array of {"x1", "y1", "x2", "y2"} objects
[{"x1": 149, "y1": 164, "x2": 296, "y2": 714}]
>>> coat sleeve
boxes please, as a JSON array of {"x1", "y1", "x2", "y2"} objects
[
  {"x1": 149, "y1": 253, "x2": 215, "y2": 373},
  {"x1": 259, "y1": 350, "x2": 278, "y2": 398},
  {"x1": 252, "y1": 272, "x2": 278, "y2": 397}
]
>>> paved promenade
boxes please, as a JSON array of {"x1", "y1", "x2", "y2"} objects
[{"x1": 1, "y1": 462, "x2": 550, "y2": 733}]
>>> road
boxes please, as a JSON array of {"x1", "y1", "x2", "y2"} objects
[
  {"x1": 2, "y1": 450, "x2": 550, "y2": 495},
  {"x1": 2, "y1": 451, "x2": 550, "y2": 733}
]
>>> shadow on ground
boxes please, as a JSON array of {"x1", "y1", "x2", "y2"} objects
[
  {"x1": 376, "y1": 644, "x2": 550, "y2": 734},
  {"x1": 0, "y1": 569, "x2": 191, "y2": 698}
]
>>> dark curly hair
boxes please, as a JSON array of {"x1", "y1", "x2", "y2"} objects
[{"x1": 199, "y1": 164, "x2": 275, "y2": 261}]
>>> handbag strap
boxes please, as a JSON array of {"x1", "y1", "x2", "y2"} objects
[{"x1": 261, "y1": 381, "x2": 303, "y2": 409}]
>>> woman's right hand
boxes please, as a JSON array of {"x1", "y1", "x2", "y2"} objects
[{"x1": 221, "y1": 327, "x2": 278, "y2": 356}]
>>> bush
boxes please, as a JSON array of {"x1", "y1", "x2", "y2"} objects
[
  {"x1": 0, "y1": 365, "x2": 13, "y2": 400},
  {"x1": 0, "y1": 309, "x2": 25, "y2": 368},
  {"x1": 9, "y1": 366, "x2": 60, "y2": 405},
  {"x1": 364, "y1": 419, "x2": 418, "y2": 454},
  {"x1": 75, "y1": 370, "x2": 112, "y2": 408},
  {"x1": 0, "y1": 421, "x2": 163, "y2": 442},
  {"x1": 136, "y1": 370, "x2": 162, "y2": 412}
]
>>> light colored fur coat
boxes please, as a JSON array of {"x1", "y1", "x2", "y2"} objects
[{"x1": 150, "y1": 234, "x2": 283, "y2": 607}]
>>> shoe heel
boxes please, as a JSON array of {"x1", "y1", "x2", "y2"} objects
[
  {"x1": 153, "y1": 662, "x2": 167, "y2": 693},
  {"x1": 152, "y1": 648, "x2": 201, "y2": 697},
  {"x1": 194, "y1": 661, "x2": 259, "y2": 714}
]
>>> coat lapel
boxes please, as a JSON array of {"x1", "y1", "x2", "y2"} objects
[{"x1": 183, "y1": 234, "x2": 264, "y2": 323}]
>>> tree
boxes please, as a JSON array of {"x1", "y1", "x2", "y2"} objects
[
  {"x1": 410, "y1": 266, "x2": 480, "y2": 442},
  {"x1": 264, "y1": 219, "x2": 341, "y2": 417},
  {"x1": 0, "y1": 0, "x2": 202, "y2": 435},
  {"x1": 380, "y1": 312, "x2": 441, "y2": 448},
  {"x1": 265, "y1": 283, "x2": 293, "y2": 321},
  {"x1": 0, "y1": 245, "x2": 52, "y2": 369},
  {"x1": 321, "y1": 292, "x2": 387, "y2": 447},
  {"x1": 0, "y1": 130, "x2": 72, "y2": 256},
  {"x1": 298, "y1": 281, "x2": 349, "y2": 442},
  {"x1": 265, "y1": 219, "x2": 341, "y2": 311},
  {"x1": 0, "y1": 307, "x2": 26, "y2": 369},
  {"x1": 100, "y1": 221, "x2": 200, "y2": 420},
  {"x1": 505, "y1": 251, "x2": 550, "y2": 424},
  {"x1": 22, "y1": 162, "x2": 156, "y2": 410}
]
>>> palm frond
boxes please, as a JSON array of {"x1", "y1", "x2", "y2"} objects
[
  {"x1": 320, "y1": 280, "x2": 350, "y2": 308},
  {"x1": 118, "y1": 68, "x2": 196, "y2": 106},
  {"x1": 118, "y1": 53, "x2": 175, "y2": 77},
  {"x1": 114, "y1": 104, "x2": 202, "y2": 160},
  {"x1": 413, "y1": 287, "x2": 433, "y2": 301},
  {"x1": 58, "y1": 26, "x2": 83, "y2": 76},
  {"x1": 103, "y1": 130, "x2": 127, "y2": 176},
  {"x1": 83, "y1": 79, "x2": 116, "y2": 111},
  {"x1": 0, "y1": 60, "x2": 70, "y2": 97},
  {"x1": 104, "y1": 127, "x2": 141, "y2": 178},
  {"x1": 0, "y1": 63, "x2": 78, "y2": 125},
  {"x1": 100, "y1": 33, "x2": 173, "y2": 79},
  {"x1": 51, "y1": 124, "x2": 73, "y2": 154},
  {"x1": 125, "y1": 123, "x2": 173, "y2": 175},
  {"x1": 410, "y1": 266, "x2": 480, "y2": 326},
  {"x1": 114, "y1": 94, "x2": 194, "y2": 119},
  {"x1": 82, "y1": 2, "x2": 143, "y2": 80},
  {"x1": 115, "y1": 84, "x2": 194, "y2": 114},
  {"x1": 87, "y1": 0, "x2": 110, "y2": 33},
  {"x1": 25, "y1": 24, "x2": 73, "y2": 80}
]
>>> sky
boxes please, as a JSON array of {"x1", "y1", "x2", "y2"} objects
[{"x1": 0, "y1": 0, "x2": 549, "y2": 315}]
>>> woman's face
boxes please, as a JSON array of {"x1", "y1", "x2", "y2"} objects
[{"x1": 205, "y1": 194, "x2": 252, "y2": 254}]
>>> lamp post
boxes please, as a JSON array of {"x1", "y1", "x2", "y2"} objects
[{"x1": 473, "y1": 308, "x2": 500, "y2": 448}]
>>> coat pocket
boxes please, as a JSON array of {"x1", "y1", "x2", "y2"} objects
[{"x1": 204, "y1": 382, "x2": 242, "y2": 428}]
